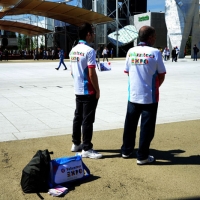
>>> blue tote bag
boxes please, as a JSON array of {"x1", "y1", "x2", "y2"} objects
[{"x1": 49, "y1": 155, "x2": 90, "y2": 187}]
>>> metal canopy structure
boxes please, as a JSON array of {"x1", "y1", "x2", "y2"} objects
[
  {"x1": 0, "y1": 0, "x2": 114, "y2": 27},
  {"x1": 0, "y1": 0, "x2": 22, "y2": 12},
  {"x1": 0, "y1": 20, "x2": 52, "y2": 36}
]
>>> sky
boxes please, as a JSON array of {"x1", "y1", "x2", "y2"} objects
[{"x1": 147, "y1": 0, "x2": 165, "y2": 12}]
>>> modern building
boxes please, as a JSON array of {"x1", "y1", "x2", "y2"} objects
[
  {"x1": 42, "y1": 0, "x2": 148, "y2": 57},
  {"x1": 130, "y1": 12, "x2": 167, "y2": 50},
  {"x1": 130, "y1": 0, "x2": 200, "y2": 59},
  {"x1": 165, "y1": 0, "x2": 200, "y2": 58},
  {"x1": 82, "y1": 0, "x2": 147, "y2": 56},
  {"x1": 0, "y1": 0, "x2": 148, "y2": 57},
  {"x1": 33, "y1": 0, "x2": 200, "y2": 58},
  {"x1": 0, "y1": 30, "x2": 17, "y2": 50},
  {"x1": 1, "y1": 0, "x2": 200, "y2": 58}
]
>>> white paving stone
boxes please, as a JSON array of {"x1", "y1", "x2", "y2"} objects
[{"x1": 0, "y1": 58, "x2": 200, "y2": 142}]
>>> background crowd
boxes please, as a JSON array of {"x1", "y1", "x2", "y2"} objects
[
  {"x1": 0, "y1": 44, "x2": 199, "y2": 62},
  {"x1": 0, "y1": 48, "x2": 60, "y2": 61}
]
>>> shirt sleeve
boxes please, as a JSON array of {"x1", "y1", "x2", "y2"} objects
[
  {"x1": 124, "y1": 50, "x2": 130, "y2": 73},
  {"x1": 157, "y1": 50, "x2": 166, "y2": 74},
  {"x1": 87, "y1": 49, "x2": 96, "y2": 68}
]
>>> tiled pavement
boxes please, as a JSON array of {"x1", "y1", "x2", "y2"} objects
[{"x1": 0, "y1": 57, "x2": 200, "y2": 142}]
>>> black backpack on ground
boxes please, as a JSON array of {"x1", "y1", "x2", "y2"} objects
[{"x1": 20, "y1": 149, "x2": 53, "y2": 193}]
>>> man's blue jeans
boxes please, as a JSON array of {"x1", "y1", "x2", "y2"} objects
[
  {"x1": 194, "y1": 53, "x2": 197, "y2": 61},
  {"x1": 121, "y1": 101, "x2": 158, "y2": 160},
  {"x1": 58, "y1": 58, "x2": 67, "y2": 69}
]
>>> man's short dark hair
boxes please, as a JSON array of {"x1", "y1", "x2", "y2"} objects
[
  {"x1": 139, "y1": 26, "x2": 155, "y2": 42},
  {"x1": 78, "y1": 23, "x2": 93, "y2": 40}
]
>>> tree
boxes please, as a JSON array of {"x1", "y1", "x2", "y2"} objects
[
  {"x1": 30, "y1": 37, "x2": 34, "y2": 50},
  {"x1": 40, "y1": 35, "x2": 45, "y2": 49},
  {"x1": 33, "y1": 37, "x2": 38, "y2": 49},
  {"x1": 22, "y1": 34, "x2": 28, "y2": 49}
]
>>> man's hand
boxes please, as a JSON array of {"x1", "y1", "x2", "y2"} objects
[
  {"x1": 158, "y1": 73, "x2": 165, "y2": 87},
  {"x1": 89, "y1": 67, "x2": 100, "y2": 99},
  {"x1": 95, "y1": 90, "x2": 100, "y2": 99}
]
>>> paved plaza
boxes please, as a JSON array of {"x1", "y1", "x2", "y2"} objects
[{"x1": 0, "y1": 58, "x2": 200, "y2": 142}]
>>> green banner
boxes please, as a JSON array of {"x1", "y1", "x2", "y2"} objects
[{"x1": 138, "y1": 16, "x2": 149, "y2": 22}]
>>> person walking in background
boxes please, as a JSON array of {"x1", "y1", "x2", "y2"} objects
[
  {"x1": 166, "y1": 48, "x2": 170, "y2": 60},
  {"x1": 69, "y1": 22, "x2": 102, "y2": 159},
  {"x1": 43, "y1": 49, "x2": 47, "y2": 60},
  {"x1": 121, "y1": 26, "x2": 166, "y2": 165},
  {"x1": 55, "y1": 47, "x2": 67, "y2": 70},
  {"x1": 33, "y1": 49, "x2": 38, "y2": 60},
  {"x1": 24, "y1": 50, "x2": 27, "y2": 59},
  {"x1": 46, "y1": 49, "x2": 49, "y2": 60},
  {"x1": 175, "y1": 46, "x2": 179, "y2": 62},
  {"x1": 193, "y1": 44, "x2": 199, "y2": 61},
  {"x1": 163, "y1": 47, "x2": 167, "y2": 61},
  {"x1": 4, "y1": 49, "x2": 8, "y2": 61},
  {"x1": 110, "y1": 48, "x2": 114, "y2": 59},
  {"x1": 51, "y1": 49, "x2": 55, "y2": 60},
  {"x1": 0, "y1": 49, "x2": 2, "y2": 61},
  {"x1": 48, "y1": 49, "x2": 52, "y2": 60},
  {"x1": 171, "y1": 47, "x2": 176, "y2": 62},
  {"x1": 102, "y1": 47, "x2": 108, "y2": 62}
]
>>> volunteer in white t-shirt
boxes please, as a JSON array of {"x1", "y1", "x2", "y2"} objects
[
  {"x1": 102, "y1": 47, "x2": 109, "y2": 62},
  {"x1": 69, "y1": 23, "x2": 102, "y2": 159},
  {"x1": 121, "y1": 26, "x2": 166, "y2": 165}
]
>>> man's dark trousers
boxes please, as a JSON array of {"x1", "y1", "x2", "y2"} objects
[
  {"x1": 121, "y1": 101, "x2": 158, "y2": 160},
  {"x1": 73, "y1": 94, "x2": 98, "y2": 151}
]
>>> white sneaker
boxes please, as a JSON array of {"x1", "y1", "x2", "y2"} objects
[
  {"x1": 81, "y1": 149, "x2": 102, "y2": 159},
  {"x1": 71, "y1": 144, "x2": 82, "y2": 152},
  {"x1": 137, "y1": 155, "x2": 155, "y2": 165},
  {"x1": 122, "y1": 152, "x2": 133, "y2": 158}
]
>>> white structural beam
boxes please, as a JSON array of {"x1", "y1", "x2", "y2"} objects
[
  {"x1": 116, "y1": 0, "x2": 119, "y2": 57},
  {"x1": 165, "y1": 0, "x2": 200, "y2": 58}
]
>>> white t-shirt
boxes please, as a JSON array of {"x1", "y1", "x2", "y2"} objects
[
  {"x1": 102, "y1": 49, "x2": 107, "y2": 55},
  {"x1": 69, "y1": 40, "x2": 96, "y2": 95},
  {"x1": 124, "y1": 45, "x2": 166, "y2": 104}
]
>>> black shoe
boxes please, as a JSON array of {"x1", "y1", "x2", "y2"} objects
[
  {"x1": 63, "y1": 68, "x2": 67, "y2": 70},
  {"x1": 55, "y1": 68, "x2": 59, "y2": 70}
]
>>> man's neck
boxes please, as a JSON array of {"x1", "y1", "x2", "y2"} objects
[{"x1": 138, "y1": 42, "x2": 151, "y2": 47}]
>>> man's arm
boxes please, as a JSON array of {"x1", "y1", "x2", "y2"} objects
[
  {"x1": 89, "y1": 67, "x2": 100, "y2": 99},
  {"x1": 158, "y1": 73, "x2": 165, "y2": 87}
]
